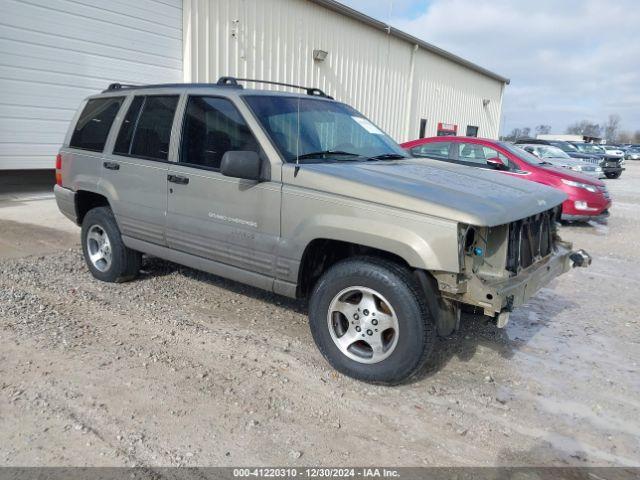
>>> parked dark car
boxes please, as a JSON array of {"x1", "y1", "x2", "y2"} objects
[{"x1": 570, "y1": 142, "x2": 624, "y2": 179}]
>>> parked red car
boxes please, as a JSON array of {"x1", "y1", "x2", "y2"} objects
[{"x1": 401, "y1": 136, "x2": 611, "y2": 221}]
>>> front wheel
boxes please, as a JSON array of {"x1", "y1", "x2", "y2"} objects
[
  {"x1": 605, "y1": 171, "x2": 621, "y2": 179},
  {"x1": 308, "y1": 257, "x2": 435, "y2": 385}
]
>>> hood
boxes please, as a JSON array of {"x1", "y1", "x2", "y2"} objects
[
  {"x1": 567, "y1": 152, "x2": 598, "y2": 160},
  {"x1": 288, "y1": 158, "x2": 567, "y2": 227},
  {"x1": 542, "y1": 157, "x2": 589, "y2": 168},
  {"x1": 542, "y1": 157, "x2": 599, "y2": 171}
]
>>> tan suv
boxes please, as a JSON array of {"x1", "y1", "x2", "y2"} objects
[{"x1": 54, "y1": 77, "x2": 591, "y2": 384}]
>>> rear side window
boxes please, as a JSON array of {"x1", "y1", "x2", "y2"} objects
[
  {"x1": 114, "y1": 97, "x2": 144, "y2": 155},
  {"x1": 180, "y1": 96, "x2": 259, "y2": 170},
  {"x1": 113, "y1": 95, "x2": 179, "y2": 161},
  {"x1": 411, "y1": 142, "x2": 451, "y2": 160},
  {"x1": 69, "y1": 97, "x2": 123, "y2": 152}
]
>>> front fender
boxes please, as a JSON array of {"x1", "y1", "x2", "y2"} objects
[{"x1": 282, "y1": 212, "x2": 460, "y2": 274}]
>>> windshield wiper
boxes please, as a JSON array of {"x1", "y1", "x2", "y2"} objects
[
  {"x1": 368, "y1": 153, "x2": 407, "y2": 160},
  {"x1": 295, "y1": 150, "x2": 362, "y2": 160}
]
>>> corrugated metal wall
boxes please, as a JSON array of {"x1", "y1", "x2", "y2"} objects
[
  {"x1": 0, "y1": 0, "x2": 183, "y2": 170},
  {"x1": 183, "y1": 0, "x2": 504, "y2": 143}
]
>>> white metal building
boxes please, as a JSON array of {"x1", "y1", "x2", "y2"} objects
[{"x1": 1, "y1": 0, "x2": 508, "y2": 170}]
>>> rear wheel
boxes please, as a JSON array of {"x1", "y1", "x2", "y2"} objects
[
  {"x1": 81, "y1": 207, "x2": 141, "y2": 282},
  {"x1": 605, "y1": 171, "x2": 621, "y2": 179},
  {"x1": 309, "y1": 257, "x2": 435, "y2": 384}
]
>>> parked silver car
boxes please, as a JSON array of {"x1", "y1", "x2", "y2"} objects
[
  {"x1": 518, "y1": 144, "x2": 604, "y2": 178},
  {"x1": 54, "y1": 78, "x2": 591, "y2": 384},
  {"x1": 625, "y1": 148, "x2": 640, "y2": 160}
]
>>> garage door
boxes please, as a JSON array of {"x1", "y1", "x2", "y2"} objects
[{"x1": 0, "y1": 0, "x2": 183, "y2": 170}]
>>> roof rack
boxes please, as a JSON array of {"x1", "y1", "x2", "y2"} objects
[
  {"x1": 102, "y1": 82, "x2": 244, "y2": 93},
  {"x1": 102, "y1": 78, "x2": 332, "y2": 98},
  {"x1": 217, "y1": 77, "x2": 332, "y2": 98}
]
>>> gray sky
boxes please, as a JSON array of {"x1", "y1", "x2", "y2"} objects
[{"x1": 340, "y1": 0, "x2": 640, "y2": 136}]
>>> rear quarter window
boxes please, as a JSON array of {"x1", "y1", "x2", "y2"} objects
[
  {"x1": 69, "y1": 97, "x2": 123, "y2": 152},
  {"x1": 411, "y1": 142, "x2": 451, "y2": 160}
]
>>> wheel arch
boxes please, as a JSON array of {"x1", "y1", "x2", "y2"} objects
[{"x1": 75, "y1": 190, "x2": 111, "y2": 225}]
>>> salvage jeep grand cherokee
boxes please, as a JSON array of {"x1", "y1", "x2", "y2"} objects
[{"x1": 54, "y1": 78, "x2": 591, "y2": 384}]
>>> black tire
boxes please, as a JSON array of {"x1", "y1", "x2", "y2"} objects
[
  {"x1": 81, "y1": 206, "x2": 141, "y2": 283},
  {"x1": 605, "y1": 171, "x2": 621, "y2": 179},
  {"x1": 308, "y1": 256, "x2": 436, "y2": 385}
]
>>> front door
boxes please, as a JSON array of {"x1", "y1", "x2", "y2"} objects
[{"x1": 166, "y1": 95, "x2": 281, "y2": 277}]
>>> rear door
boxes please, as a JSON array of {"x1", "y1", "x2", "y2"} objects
[
  {"x1": 101, "y1": 94, "x2": 180, "y2": 246},
  {"x1": 165, "y1": 95, "x2": 281, "y2": 277}
]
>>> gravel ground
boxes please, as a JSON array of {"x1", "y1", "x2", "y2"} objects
[{"x1": 0, "y1": 164, "x2": 639, "y2": 467}]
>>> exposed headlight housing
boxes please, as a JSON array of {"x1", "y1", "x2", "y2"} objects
[
  {"x1": 561, "y1": 178, "x2": 598, "y2": 193},
  {"x1": 570, "y1": 165, "x2": 583, "y2": 171}
]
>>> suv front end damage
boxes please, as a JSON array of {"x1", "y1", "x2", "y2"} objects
[{"x1": 432, "y1": 207, "x2": 591, "y2": 327}]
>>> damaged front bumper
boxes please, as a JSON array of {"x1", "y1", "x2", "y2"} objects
[{"x1": 436, "y1": 242, "x2": 591, "y2": 328}]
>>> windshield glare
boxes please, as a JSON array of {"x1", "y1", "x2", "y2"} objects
[
  {"x1": 575, "y1": 143, "x2": 604, "y2": 154},
  {"x1": 500, "y1": 143, "x2": 546, "y2": 165},
  {"x1": 244, "y1": 95, "x2": 407, "y2": 163},
  {"x1": 550, "y1": 141, "x2": 578, "y2": 152},
  {"x1": 537, "y1": 146, "x2": 571, "y2": 159}
]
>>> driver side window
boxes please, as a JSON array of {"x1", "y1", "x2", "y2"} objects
[
  {"x1": 482, "y1": 146, "x2": 510, "y2": 169},
  {"x1": 180, "y1": 96, "x2": 259, "y2": 170}
]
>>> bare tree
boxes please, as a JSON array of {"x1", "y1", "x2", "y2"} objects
[
  {"x1": 566, "y1": 120, "x2": 601, "y2": 137},
  {"x1": 502, "y1": 128, "x2": 522, "y2": 141},
  {"x1": 521, "y1": 127, "x2": 531, "y2": 138},
  {"x1": 604, "y1": 114, "x2": 621, "y2": 142},
  {"x1": 535, "y1": 124, "x2": 552, "y2": 136},
  {"x1": 618, "y1": 131, "x2": 632, "y2": 143}
]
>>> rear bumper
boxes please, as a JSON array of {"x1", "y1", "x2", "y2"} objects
[{"x1": 54, "y1": 184, "x2": 78, "y2": 224}]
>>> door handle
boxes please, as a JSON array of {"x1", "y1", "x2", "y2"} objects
[
  {"x1": 167, "y1": 174, "x2": 189, "y2": 185},
  {"x1": 103, "y1": 161, "x2": 120, "y2": 171}
]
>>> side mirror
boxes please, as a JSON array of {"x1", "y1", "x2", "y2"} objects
[
  {"x1": 220, "y1": 151, "x2": 261, "y2": 181},
  {"x1": 486, "y1": 156, "x2": 507, "y2": 170}
]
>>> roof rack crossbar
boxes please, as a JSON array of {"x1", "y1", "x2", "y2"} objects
[
  {"x1": 106, "y1": 82, "x2": 138, "y2": 91},
  {"x1": 217, "y1": 77, "x2": 331, "y2": 98}
]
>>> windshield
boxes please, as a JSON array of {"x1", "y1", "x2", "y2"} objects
[
  {"x1": 574, "y1": 143, "x2": 604, "y2": 154},
  {"x1": 536, "y1": 145, "x2": 571, "y2": 159},
  {"x1": 243, "y1": 95, "x2": 407, "y2": 163},
  {"x1": 500, "y1": 142, "x2": 547, "y2": 165},
  {"x1": 549, "y1": 141, "x2": 578, "y2": 152}
]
